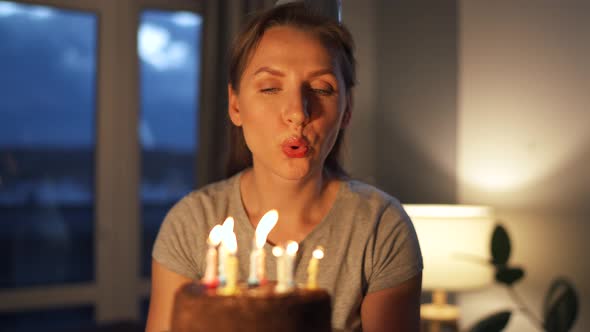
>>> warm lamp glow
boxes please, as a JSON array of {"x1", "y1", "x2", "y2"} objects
[{"x1": 404, "y1": 204, "x2": 494, "y2": 291}]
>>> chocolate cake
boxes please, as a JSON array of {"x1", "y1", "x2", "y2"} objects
[{"x1": 171, "y1": 282, "x2": 332, "y2": 332}]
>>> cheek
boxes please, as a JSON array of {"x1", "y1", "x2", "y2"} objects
[
  {"x1": 321, "y1": 124, "x2": 341, "y2": 151},
  {"x1": 320, "y1": 103, "x2": 347, "y2": 150},
  {"x1": 309, "y1": 96, "x2": 341, "y2": 123},
  {"x1": 239, "y1": 108, "x2": 280, "y2": 151},
  {"x1": 310, "y1": 116, "x2": 342, "y2": 155}
]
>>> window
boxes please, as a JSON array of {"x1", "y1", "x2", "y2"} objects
[
  {"x1": 0, "y1": 306, "x2": 94, "y2": 332},
  {"x1": 0, "y1": 0, "x2": 205, "y2": 328},
  {"x1": 139, "y1": 9, "x2": 202, "y2": 278},
  {"x1": 0, "y1": 0, "x2": 97, "y2": 289}
]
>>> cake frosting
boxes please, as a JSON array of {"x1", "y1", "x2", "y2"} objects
[{"x1": 171, "y1": 282, "x2": 332, "y2": 332}]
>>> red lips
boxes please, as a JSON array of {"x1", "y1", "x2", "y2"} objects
[{"x1": 281, "y1": 137, "x2": 309, "y2": 158}]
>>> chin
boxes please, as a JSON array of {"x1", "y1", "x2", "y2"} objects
[
  {"x1": 281, "y1": 169, "x2": 311, "y2": 181},
  {"x1": 253, "y1": 155, "x2": 321, "y2": 181},
  {"x1": 278, "y1": 159, "x2": 324, "y2": 181}
]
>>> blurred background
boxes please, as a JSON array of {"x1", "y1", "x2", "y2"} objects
[{"x1": 0, "y1": 0, "x2": 588, "y2": 331}]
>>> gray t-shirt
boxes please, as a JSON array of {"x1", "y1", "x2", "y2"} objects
[{"x1": 153, "y1": 171, "x2": 423, "y2": 332}]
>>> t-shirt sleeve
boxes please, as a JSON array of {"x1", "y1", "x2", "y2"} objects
[
  {"x1": 365, "y1": 202, "x2": 423, "y2": 294},
  {"x1": 152, "y1": 198, "x2": 202, "y2": 279}
]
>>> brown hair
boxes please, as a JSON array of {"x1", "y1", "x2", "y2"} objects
[{"x1": 226, "y1": 2, "x2": 356, "y2": 178}]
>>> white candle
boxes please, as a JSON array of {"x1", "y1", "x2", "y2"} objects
[
  {"x1": 257, "y1": 249, "x2": 266, "y2": 283},
  {"x1": 272, "y1": 245, "x2": 286, "y2": 292},
  {"x1": 248, "y1": 240, "x2": 260, "y2": 286},
  {"x1": 307, "y1": 246, "x2": 324, "y2": 289},
  {"x1": 284, "y1": 241, "x2": 299, "y2": 288},
  {"x1": 202, "y1": 225, "x2": 223, "y2": 288},
  {"x1": 275, "y1": 241, "x2": 298, "y2": 293},
  {"x1": 248, "y1": 210, "x2": 278, "y2": 286},
  {"x1": 217, "y1": 217, "x2": 234, "y2": 286}
]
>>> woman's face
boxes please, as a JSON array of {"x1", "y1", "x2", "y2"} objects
[{"x1": 228, "y1": 26, "x2": 350, "y2": 181}]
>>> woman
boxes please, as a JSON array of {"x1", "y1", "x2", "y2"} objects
[{"x1": 146, "y1": 3, "x2": 422, "y2": 332}]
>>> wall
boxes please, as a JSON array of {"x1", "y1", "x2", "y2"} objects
[
  {"x1": 344, "y1": 1, "x2": 589, "y2": 331},
  {"x1": 457, "y1": 2, "x2": 590, "y2": 331},
  {"x1": 345, "y1": 2, "x2": 459, "y2": 203},
  {"x1": 342, "y1": 0, "x2": 378, "y2": 184},
  {"x1": 373, "y1": 2, "x2": 459, "y2": 204}
]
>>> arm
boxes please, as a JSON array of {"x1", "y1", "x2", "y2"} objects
[
  {"x1": 146, "y1": 259, "x2": 192, "y2": 332},
  {"x1": 360, "y1": 273, "x2": 422, "y2": 332}
]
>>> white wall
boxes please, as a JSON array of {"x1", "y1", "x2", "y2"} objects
[{"x1": 458, "y1": 2, "x2": 590, "y2": 331}]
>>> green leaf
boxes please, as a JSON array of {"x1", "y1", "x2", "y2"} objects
[
  {"x1": 495, "y1": 266, "x2": 525, "y2": 286},
  {"x1": 543, "y1": 278, "x2": 578, "y2": 332},
  {"x1": 491, "y1": 224, "x2": 511, "y2": 265},
  {"x1": 469, "y1": 311, "x2": 511, "y2": 332}
]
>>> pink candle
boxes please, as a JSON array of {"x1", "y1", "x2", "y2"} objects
[{"x1": 202, "y1": 225, "x2": 223, "y2": 288}]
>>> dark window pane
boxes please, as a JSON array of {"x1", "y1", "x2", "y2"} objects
[
  {"x1": 138, "y1": 10, "x2": 202, "y2": 277},
  {"x1": 0, "y1": 1, "x2": 96, "y2": 287},
  {"x1": 0, "y1": 305, "x2": 94, "y2": 332}
]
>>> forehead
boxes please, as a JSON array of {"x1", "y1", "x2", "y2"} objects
[{"x1": 245, "y1": 25, "x2": 336, "y2": 73}]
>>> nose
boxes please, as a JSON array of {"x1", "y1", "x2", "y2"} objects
[{"x1": 282, "y1": 88, "x2": 310, "y2": 127}]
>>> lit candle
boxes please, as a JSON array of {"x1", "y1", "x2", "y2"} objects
[
  {"x1": 248, "y1": 210, "x2": 279, "y2": 286},
  {"x1": 202, "y1": 225, "x2": 223, "y2": 288},
  {"x1": 275, "y1": 241, "x2": 298, "y2": 293},
  {"x1": 284, "y1": 241, "x2": 299, "y2": 288},
  {"x1": 218, "y1": 230, "x2": 238, "y2": 296},
  {"x1": 307, "y1": 246, "x2": 324, "y2": 289},
  {"x1": 217, "y1": 217, "x2": 234, "y2": 286},
  {"x1": 272, "y1": 245, "x2": 286, "y2": 292}
]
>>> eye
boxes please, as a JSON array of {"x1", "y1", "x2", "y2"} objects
[
  {"x1": 260, "y1": 87, "x2": 281, "y2": 94},
  {"x1": 312, "y1": 88, "x2": 333, "y2": 96},
  {"x1": 309, "y1": 85, "x2": 335, "y2": 96}
]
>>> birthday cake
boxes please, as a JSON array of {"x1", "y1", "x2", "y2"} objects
[
  {"x1": 171, "y1": 282, "x2": 332, "y2": 332},
  {"x1": 171, "y1": 211, "x2": 331, "y2": 331}
]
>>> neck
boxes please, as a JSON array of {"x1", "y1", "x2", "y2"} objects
[{"x1": 241, "y1": 167, "x2": 331, "y2": 225}]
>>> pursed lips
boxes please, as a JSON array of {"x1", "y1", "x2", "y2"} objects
[{"x1": 281, "y1": 136, "x2": 309, "y2": 158}]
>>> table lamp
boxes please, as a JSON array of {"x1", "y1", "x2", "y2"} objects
[{"x1": 403, "y1": 204, "x2": 495, "y2": 332}]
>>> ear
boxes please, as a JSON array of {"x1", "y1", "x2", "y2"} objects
[
  {"x1": 228, "y1": 84, "x2": 242, "y2": 126},
  {"x1": 340, "y1": 92, "x2": 352, "y2": 129}
]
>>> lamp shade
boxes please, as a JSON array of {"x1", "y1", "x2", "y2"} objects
[{"x1": 404, "y1": 204, "x2": 495, "y2": 291}]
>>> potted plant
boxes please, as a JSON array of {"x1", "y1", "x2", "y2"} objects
[{"x1": 468, "y1": 225, "x2": 579, "y2": 332}]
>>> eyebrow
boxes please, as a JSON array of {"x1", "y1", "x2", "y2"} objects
[
  {"x1": 308, "y1": 68, "x2": 336, "y2": 78},
  {"x1": 253, "y1": 67, "x2": 336, "y2": 78},
  {"x1": 253, "y1": 67, "x2": 285, "y2": 77}
]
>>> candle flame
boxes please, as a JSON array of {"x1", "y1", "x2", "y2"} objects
[
  {"x1": 312, "y1": 247, "x2": 324, "y2": 259},
  {"x1": 222, "y1": 230, "x2": 237, "y2": 254},
  {"x1": 222, "y1": 216, "x2": 234, "y2": 232},
  {"x1": 255, "y1": 209, "x2": 279, "y2": 249},
  {"x1": 208, "y1": 225, "x2": 223, "y2": 246},
  {"x1": 272, "y1": 246, "x2": 284, "y2": 257},
  {"x1": 286, "y1": 241, "x2": 299, "y2": 256}
]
